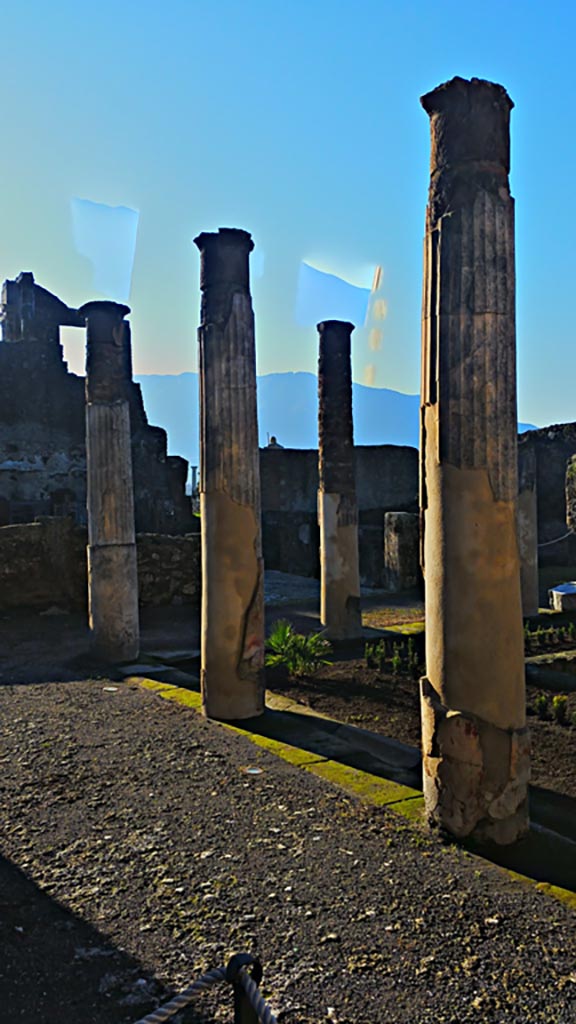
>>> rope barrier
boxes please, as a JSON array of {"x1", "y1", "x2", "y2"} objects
[
  {"x1": 237, "y1": 967, "x2": 279, "y2": 1024},
  {"x1": 132, "y1": 965, "x2": 227, "y2": 1024},
  {"x1": 538, "y1": 530, "x2": 574, "y2": 548},
  {"x1": 131, "y1": 955, "x2": 279, "y2": 1024}
]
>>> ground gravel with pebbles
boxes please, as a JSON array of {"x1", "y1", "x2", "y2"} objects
[{"x1": 1, "y1": 678, "x2": 575, "y2": 1024}]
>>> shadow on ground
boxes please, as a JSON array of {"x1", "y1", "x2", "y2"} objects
[
  {"x1": 0, "y1": 852, "x2": 163, "y2": 1022},
  {"x1": 0, "y1": 851, "x2": 239, "y2": 1023}
]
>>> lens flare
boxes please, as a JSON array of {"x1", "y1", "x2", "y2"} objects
[
  {"x1": 369, "y1": 328, "x2": 383, "y2": 352},
  {"x1": 71, "y1": 198, "x2": 139, "y2": 303}
]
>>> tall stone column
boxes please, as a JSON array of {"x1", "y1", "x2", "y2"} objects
[
  {"x1": 194, "y1": 228, "x2": 265, "y2": 720},
  {"x1": 317, "y1": 320, "x2": 362, "y2": 640},
  {"x1": 419, "y1": 78, "x2": 529, "y2": 844},
  {"x1": 518, "y1": 443, "x2": 539, "y2": 617},
  {"x1": 79, "y1": 300, "x2": 139, "y2": 662}
]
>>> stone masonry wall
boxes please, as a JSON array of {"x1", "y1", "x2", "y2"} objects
[
  {"x1": 260, "y1": 445, "x2": 418, "y2": 585},
  {"x1": 0, "y1": 518, "x2": 201, "y2": 612},
  {"x1": 0, "y1": 274, "x2": 194, "y2": 534},
  {"x1": 519, "y1": 425, "x2": 576, "y2": 565}
]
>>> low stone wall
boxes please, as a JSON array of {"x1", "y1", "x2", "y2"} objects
[
  {"x1": 137, "y1": 532, "x2": 200, "y2": 606},
  {"x1": 0, "y1": 517, "x2": 201, "y2": 612},
  {"x1": 0, "y1": 517, "x2": 86, "y2": 611}
]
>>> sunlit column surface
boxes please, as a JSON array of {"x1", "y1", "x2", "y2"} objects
[
  {"x1": 80, "y1": 300, "x2": 139, "y2": 663},
  {"x1": 317, "y1": 320, "x2": 362, "y2": 640},
  {"x1": 419, "y1": 77, "x2": 529, "y2": 844},
  {"x1": 194, "y1": 228, "x2": 265, "y2": 720}
]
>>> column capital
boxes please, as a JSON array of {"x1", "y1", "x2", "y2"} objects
[
  {"x1": 194, "y1": 226, "x2": 254, "y2": 253},
  {"x1": 81, "y1": 301, "x2": 132, "y2": 402},
  {"x1": 317, "y1": 320, "x2": 355, "y2": 336},
  {"x1": 78, "y1": 300, "x2": 131, "y2": 322},
  {"x1": 194, "y1": 228, "x2": 254, "y2": 296},
  {"x1": 421, "y1": 76, "x2": 513, "y2": 176}
]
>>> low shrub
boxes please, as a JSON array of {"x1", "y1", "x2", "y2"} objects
[{"x1": 265, "y1": 619, "x2": 332, "y2": 677}]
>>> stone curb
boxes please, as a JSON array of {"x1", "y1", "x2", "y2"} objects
[{"x1": 125, "y1": 675, "x2": 576, "y2": 913}]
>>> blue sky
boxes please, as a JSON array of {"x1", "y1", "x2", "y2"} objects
[{"x1": 1, "y1": 0, "x2": 575, "y2": 427}]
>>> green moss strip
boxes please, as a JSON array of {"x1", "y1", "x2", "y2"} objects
[
  {"x1": 504, "y1": 870, "x2": 576, "y2": 912},
  {"x1": 125, "y1": 676, "x2": 202, "y2": 709},
  {"x1": 306, "y1": 760, "x2": 423, "y2": 809},
  {"x1": 130, "y1": 676, "x2": 575, "y2": 912},
  {"x1": 384, "y1": 621, "x2": 426, "y2": 635}
]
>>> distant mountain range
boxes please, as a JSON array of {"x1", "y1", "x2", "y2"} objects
[{"x1": 135, "y1": 371, "x2": 537, "y2": 470}]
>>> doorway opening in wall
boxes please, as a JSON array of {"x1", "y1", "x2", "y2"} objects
[{"x1": 60, "y1": 326, "x2": 85, "y2": 376}]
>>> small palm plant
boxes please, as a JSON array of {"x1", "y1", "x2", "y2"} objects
[{"x1": 265, "y1": 619, "x2": 332, "y2": 677}]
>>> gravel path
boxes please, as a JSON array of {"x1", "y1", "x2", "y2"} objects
[{"x1": 1, "y1": 679, "x2": 575, "y2": 1023}]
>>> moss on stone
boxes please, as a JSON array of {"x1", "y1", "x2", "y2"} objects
[
  {"x1": 385, "y1": 622, "x2": 426, "y2": 636},
  {"x1": 129, "y1": 676, "x2": 576, "y2": 911},
  {"x1": 306, "y1": 760, "x2": 422, "y2": 806},
  {"x1": 132, "y1": 677, "x2": 202, "y2": 709},
  {"x1": 226, "y1": 727, "x2": 327, "y2": 767},
  {"x1": 504, "y1": 869, "x2": 576, "y2": 912}
]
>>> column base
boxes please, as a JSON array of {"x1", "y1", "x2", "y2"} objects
[
  {"x1": 88, "y1": 544, "x2": 139, "y2": 663},
  {"x1": 420, "y1": 678, "x2": 530, "y2": 845}
]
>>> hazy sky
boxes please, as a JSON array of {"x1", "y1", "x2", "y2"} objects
[{"x1": 1, "y1": 0, "x2": 575, "y2": 427}]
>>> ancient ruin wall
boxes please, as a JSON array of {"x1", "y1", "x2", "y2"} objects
[
  {"x1": 519, "y1": 424, "x2": 576, "y2": 565},
  {"x1": 0, "y1": 519, "x2": 201, "y2": 612},
  {"x1": 0, "y1": 273, "x2": 193, "y2": 534},
  {"x1": 260, "y1": 444, "x2": 418, "y2": 584}
]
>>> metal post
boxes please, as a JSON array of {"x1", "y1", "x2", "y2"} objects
[{"x1": 227, "y1": 954, "x2": 262, "y2": 1024}]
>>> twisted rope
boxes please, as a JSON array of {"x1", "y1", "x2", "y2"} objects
[
  {"x1": 237, "y1": 967, "x2": 279, "y2": 1024},
  {"x1": 132, "y1": 965, "x2": 227, "y2": 1024},
  {"x1": 538, "y1": 530, "x2": 574, "y2": 548}
]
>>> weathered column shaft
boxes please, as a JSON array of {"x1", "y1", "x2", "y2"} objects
[
  {"x1": 518, "y1": 443, "x2": 539, "y2": 617},
  {"x1": 318, "y1": 320, "x2": 362, "y2": 639},
  {"x1": 194, "y1": 228, "x2": 264, "y2": 720},
  {"x1": 80, "y1": 300, "x2": 139, "y2": 662},
  {"x1": 419, "y1": 78, "x2": 529, "y2": 844},
  {"x1": 384, "y1": 512, "x2": 420, "y2": 592}
]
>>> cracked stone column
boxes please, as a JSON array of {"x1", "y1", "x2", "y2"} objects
[
  {"x1": 419, "y1": 78, "x2": 529, "y2": 844},
  {"x1": 80, "y1": 300, "x2": 139, "y2": 662},
  {"x1": 518, "y1": 443, "x2": 539, "y2": 617},
  {"x1": 317, "y1": 320, "x2": 362, "y2": 639},
  {"x1": 194, "y1": 228, "x2": 265, "y2": 720}
]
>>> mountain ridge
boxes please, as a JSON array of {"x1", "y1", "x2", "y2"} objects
[{"x1": 135, "y1": 370, "x2": 537, "y2": 469}]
